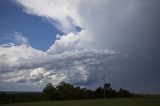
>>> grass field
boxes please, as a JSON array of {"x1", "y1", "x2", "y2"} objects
[{"x1": 1, "y1": 98, "x2": 160, "y2": 106}]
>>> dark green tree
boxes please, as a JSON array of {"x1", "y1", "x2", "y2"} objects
[
  {"x1": 42, "y1": 83, "x2": 57, "y2": 100},
  {"x1": 95, "y1": 87, "x2": 103, "y2": 98},
  {"x1": 104, "y1": 83, "x2": 111, "y2": 90},
  {"x1": 103, "y1": 83, "x2": 111, "y2": 98},
  {"x1": 56, "y1": 82, "x2": 74, "y2": 100},
  {"x1": 118, "y1": 88, "x2": 132, "y2": 97}
]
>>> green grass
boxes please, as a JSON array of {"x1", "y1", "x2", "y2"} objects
[{"x1": 1, "y1": 98, "x2": 160, "y2": 106}]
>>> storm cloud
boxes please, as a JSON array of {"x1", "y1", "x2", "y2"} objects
[{"x1": 0, "y1": 0, "x2": 160, "y2": 93}]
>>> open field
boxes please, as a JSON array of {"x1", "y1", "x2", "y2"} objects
[{"x1": 1, "y1": 98, "x2": 160, "y2": 106}]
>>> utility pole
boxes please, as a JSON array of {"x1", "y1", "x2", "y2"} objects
[{"x1": 101, "y1": 75, "x2": 106, "y2": 99}]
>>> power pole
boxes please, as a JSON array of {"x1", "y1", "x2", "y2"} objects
[{"x1": 101, "y1": 75, "x2": 106, "y2": 99}]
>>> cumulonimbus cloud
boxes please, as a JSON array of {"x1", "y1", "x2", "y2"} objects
[{"x1": 1, "y1": 0, "x2": 159, "y2": 92}]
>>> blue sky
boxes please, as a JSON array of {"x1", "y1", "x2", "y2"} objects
[
  {"x1": 0, "y1": 0, "x2": 62, "y2": 51},
  {"x1": 0, "y1": 0, "x2": 160, "y2": 94}
]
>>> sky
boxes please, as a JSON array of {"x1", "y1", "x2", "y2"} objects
[{"x1": 0, "y1": 0, "x2": 160, "y2": 94}]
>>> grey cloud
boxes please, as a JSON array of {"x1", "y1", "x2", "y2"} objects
[{"x1": 78, "y1": 0, "x2": 160, "y2": 56}]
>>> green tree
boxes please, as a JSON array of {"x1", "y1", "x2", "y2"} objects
[
  {"x1": 56, "y1": 82, "x2": 74, "y2": 100},
  {"x1": 118, "y1": 88, "x2": 132, "y2": 97},
  {"x1": 104, "y1": 83, "x2": 114, "y2": 98},
  {"x1": 95, "y1": 87, "x2": 103, "y2": 98},
  {"x1": 42, "y1": 83, "x2": 57, "y2": 100}
]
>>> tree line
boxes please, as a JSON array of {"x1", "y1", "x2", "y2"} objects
[
  {"x1": 0, "y1": 82, "x2": 132, "y2": 104},
  {"x1": 43, "y1": 82, "x2": 132, "y2": 101}
]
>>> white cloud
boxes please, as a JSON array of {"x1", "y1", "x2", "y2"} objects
[
  {"x1": 14, "y1": 0, "x2": 81, "y2": 33},
  {"x1": 0, "y1": 44, "x2": 45, "y2": 69},
  {"x1": 47, "y1": 30, "x2": 93, "y2": 54},
  {"x1": 0, "y1": 43, "x2": 117, "y2": 86}
]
